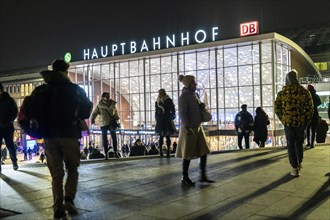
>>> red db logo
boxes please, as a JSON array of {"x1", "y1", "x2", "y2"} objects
[{"x1": 240, "y1": 21, "x2": 259, "y2": 37}]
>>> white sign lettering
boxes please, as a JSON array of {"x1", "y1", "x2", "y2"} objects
[{"x1": 83, "y1": 26, "x2": 219, "y2": 60}]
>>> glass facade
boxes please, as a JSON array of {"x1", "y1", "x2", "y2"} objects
[{"x1": 68, "y1": 39, "x2": 291, "y2": 151}]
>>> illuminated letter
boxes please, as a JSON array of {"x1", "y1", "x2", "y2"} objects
[
  {"x1": 249, "y1": 24, "x2": 256, "y2": 34},
  {"x1": 120, "y1": 42, "x2": 126, "y2": 55},
  {"x1": 130, "y1": 41, "x2": 137, "y2": 53},
  {"x1": 140, "y1": 40, "x2": 149, "y2": 52},
  {"x1": 83, "y1": 49, "x2": 90, "y2": 60},
  {"x1": 153, "y1": 37, "x2": 161, "y2": 50},
  {"x1": 166, "y1": 34, "x2": 175, "y2": 48},
  {"x1": 212, "y1": 27, "x2": 219, "y2": 41},
  {"x1": 91, "y1": 48, "x2": 98, "y2": 59},
  {"x1": 195, "y1": 30, "x2": 206, "y2": 43},
  {"x1": 101, "y1": 46, "x2": 108, "y2": 57},
  {"x1": 181, "y1": 32, "x2": 189, "y2": 46},
  {"x1": 112, "y1": 44, "x2": 118, "y2": 56}
]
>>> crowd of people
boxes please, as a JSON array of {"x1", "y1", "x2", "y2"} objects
[{"x1": 0, "y1": 60, "x2": 329, "y2": 219}]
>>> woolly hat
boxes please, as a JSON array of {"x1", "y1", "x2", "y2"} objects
[
  {"x1": 285, "y1": 69, "x2": 299, "y2": 85},
  {"x1": 307, "y1": 84, "x2": 314, "y2": 90},
  {"x1": 178, "y1": 74, "x2": 195, "y2": 88}
]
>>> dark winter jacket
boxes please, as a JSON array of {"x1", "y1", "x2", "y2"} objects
[
  {"x1": 253, "y1": 109, "x2": 269, "y2": 143},
  {"x1": 155, "y1": 95, "x2": 176, "y2": 135},
  {"x1": 234, "y1": 110, "x2": 254, "y2": 133},
  {"x1": 0, "y1": 92, "x2": 18, "y2": 128},
  {"x1": 309, "y1": 89, "x2": 321, "y2": 126},
  {"x1": 33, "y1": 70, "x2": 92, "y2": 138}
]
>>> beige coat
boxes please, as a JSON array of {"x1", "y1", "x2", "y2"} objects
[
  {"x1": 175, "y1": 87, "x2": 210, "y2": 159},
  {"x1": 91, "y1": 99, "x2": 119, "y2": 127}
]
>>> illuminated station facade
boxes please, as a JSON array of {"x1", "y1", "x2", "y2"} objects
[{"x1": 1, "y1": 22, "x2": 326, "y2": 152}]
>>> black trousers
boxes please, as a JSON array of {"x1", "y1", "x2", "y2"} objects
[
  {"x1": 238, "y1": 132, "x2": 250, "y2": 149},
  {"x1": 159, "y1": 135, "x2": 171, "y2": 156},
  {"x1": 0, "y1": 125, "x2": 18, "y2": 167}
]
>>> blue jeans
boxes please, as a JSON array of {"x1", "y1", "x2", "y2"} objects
[
  {"x1": 101, "y1": 125, "x2": 118, "y2": 154},
  {"x1": 284, "y1": 126, "x2": 305, "y2": 168}
]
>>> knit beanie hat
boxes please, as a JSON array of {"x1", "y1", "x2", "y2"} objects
[
  {"x1": 178, "y1": 74, "x2": 195, "y2": 88},
  {"x1": 285, "y1": 69, "x2": 299, "y2": 85}
]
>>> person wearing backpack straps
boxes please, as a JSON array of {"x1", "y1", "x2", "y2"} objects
[
  {"x1": 234, "y1": 104, "x2": 254, "y2": 149},
  {"x1": 36, "y1": 59, "x2": 93, "y2": 219},
  {"x1": 0, "y1": 82, "x2": 19, "y2": 172}
]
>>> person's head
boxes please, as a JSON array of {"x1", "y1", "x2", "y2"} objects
[
  {"x1": 307, "y1": 84, "x2": 314, "y2": 91},
  {"x1": 256, "y1": 107, "x2": 263, "y2": 114},
  {"x1": 101, "y1": 92, "x2": 110, "y2": 102},
  {"x1": 178, "y1": 74, "x2": 197, "y2": 91},
  {"x1": 52, "y1": 59, "x2": 69, "y2": 73},
  {"x1": 0, "y1": 82, "x2": 3, "y2": 93},
  {"x1": 158, "y1": 89, "x2": 166, "y2": 97},
  {"x1": 241, "y1": 104, "x2": 247, "y2": 111},
  {"x1": 285, "y1": 69, "x2": 299, "y2": 85}
]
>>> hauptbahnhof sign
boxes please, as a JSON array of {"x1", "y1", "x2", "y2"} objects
[{"x1": 83, "y1": 27, "x2": 219, "y2": 60}]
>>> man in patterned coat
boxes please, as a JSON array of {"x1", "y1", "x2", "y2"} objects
[{"x1": 274, "y1": 70, "x2": 313, "y2": 177}]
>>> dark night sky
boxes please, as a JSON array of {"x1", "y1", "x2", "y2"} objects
[{"x1": 0, "y1": 0, "x2": 329, "y2": 73}]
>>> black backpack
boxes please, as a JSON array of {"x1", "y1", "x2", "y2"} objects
[{"x1": 18, "y1": 85, "x2": 48, "y2": 139}]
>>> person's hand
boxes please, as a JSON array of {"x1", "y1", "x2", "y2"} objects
[
  {"x1": 199, "y1": 103, "x2": 206, "y2": 110},
  {"x1": 185, "y1": 127, "x2": 194, "y2": 135}
]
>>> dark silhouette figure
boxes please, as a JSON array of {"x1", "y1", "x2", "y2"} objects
[
  {"x1": 155, "y1": 89, "x2": 176, "y2": 157},
  {"x1": 234, "y1": 104, "x2": 254, "y2": 149},
  {"x1": 305, "y1": 84, "x2": 321, "y2": 148},
  {"x1": 253, "y1": 107, "x2": 270, "y2": 148},
  {"x1": 0, "y1": 82, "x2": 19, "y2": 172},
  {"x1": 35, "y1": 59, "x2": 93, "y2": 219}
]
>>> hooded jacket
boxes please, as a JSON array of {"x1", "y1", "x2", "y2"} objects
[
  {"x1": 274, "y1": 73, "x2": 313, "y2": 127},
  {"x1": 91, "y1": 98, "x2": 119, "y2": 127},
  {"x1": 0, "y1": 91, "x2": 18, "y2": 128},
  {"x1": 33, "y1": 70, "x2": 92, "y2": 138}
]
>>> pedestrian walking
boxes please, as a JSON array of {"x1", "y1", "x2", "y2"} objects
[
  {"x1": 91, "y1": 92, "x2": 120, "y2": 159},
  {"x1": 305, "y1": 84, "x2": 321, "y2": 148},
  {"x1": 31, "y1": 59, "x2": 92, "y2": 219},
  {"x1": 274, "y1": 70, "x2": 313, "y2": 177},
  {"x1": 176, "y1": 74, "x2": 214, "y2": 186},
  {"x1": 0, "y1": 82, "x2": 19, "y2": 173},
  {"x1": 234, "y1": 104, "x2": 254, "y2": 149},
  {"x1": 253, "y1": 107, "x2": 270, "y2": 148},
  {"x1": 155, "y1": 88, "x2": 176, "y2": 157}
]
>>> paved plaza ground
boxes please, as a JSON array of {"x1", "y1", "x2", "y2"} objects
[{"x1": 0, "y1": 144, "x2": 329, "y2": 220}]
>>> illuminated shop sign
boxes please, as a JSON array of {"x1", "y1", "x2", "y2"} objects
[
  {"x1": 240, "y1": 21, "x2": 259, "y2": 37},
  {"x1": 83, "y1": 27, "x2": 219, "y2": 60}
]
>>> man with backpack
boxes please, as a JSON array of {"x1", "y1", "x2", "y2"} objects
[
  {"x1": 0, "y1": 82, "x2": 19, "y2": 172},
  {"x1": 234, "y1": 104, "x2": 254, "y2": 149},
  {"x1": 27, "y1": 59, "x2": 92, "y2": 219}
]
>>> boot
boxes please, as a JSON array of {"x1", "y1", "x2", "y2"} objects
[
  {"x1": 181, "y1": 159, "x2": 194, "y2": 186},
  {"x1": 199, "y1": 155, "x2": 214, "y2": 183}
]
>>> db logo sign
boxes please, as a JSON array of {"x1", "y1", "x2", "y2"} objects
[{"x1": 240, "y1": 21, "x2": 259, "y2": 37}]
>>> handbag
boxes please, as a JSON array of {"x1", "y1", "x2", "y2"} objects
[
  {"x1": 195, "y1": 93, "x2": 212, "y2": 122},
  {"x1": 200, "y1": 108, "x2": 212, "y2": 122}
]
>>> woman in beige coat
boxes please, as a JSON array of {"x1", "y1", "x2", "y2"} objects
[{"x1": 176, "y1": 74, "x2": 214, "y2": 186}]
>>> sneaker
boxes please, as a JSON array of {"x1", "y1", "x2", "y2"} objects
[
  {"x1": 54, "y1": 210, "x2": 67, "y2": 219},
  {"x1": 64, "y1": 199, "x2": 78, "y2": 215},
  {"x1": 290, "y1": 168, "x2": 300, "y2": 177}
]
